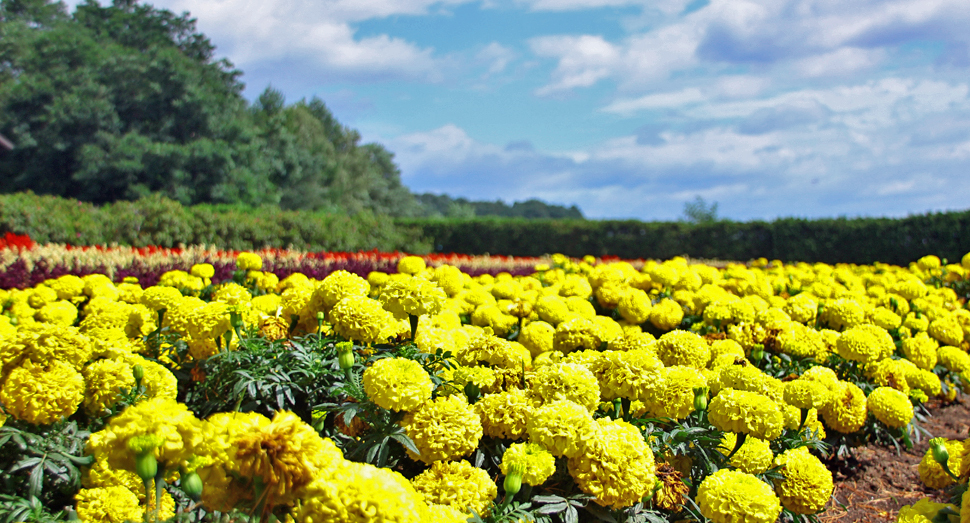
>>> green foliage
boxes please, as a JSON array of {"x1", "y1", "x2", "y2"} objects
[
  {"x1": 416, "y1": 193, "x2": 584, "y2": 219},
  {"x1": 0, "y1": 0, "x2": 420, "y2": 216},
  {"x1": 183, "y1": 334, "x2": 343, "y2": 421},
  {"x1": 681, "y1": 196, "x2": 719, "y2": 224},
  {"x1": 401, "y1": 209, "x2": 970, "y2": 264},
  {"x1": 0, "y1": 420, "x2": 92, "y2": 512},
  {"x1": 0, "y1": 191, "x2": 427, "y2": 251}
]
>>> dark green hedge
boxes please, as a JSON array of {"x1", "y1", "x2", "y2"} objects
[
  {"x1": 398, "y1": 211, "x2": 970, "y2": 265},
  {"x1": 3, "y1": 191, "x2": 968, "y2": 264},
  {"x1": 0, "y1": 192, "x2": 427, "y2": 252}
]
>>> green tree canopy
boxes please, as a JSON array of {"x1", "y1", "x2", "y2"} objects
[{"x1": 0, "y1": 0, "x2": 420, "y2": 215}]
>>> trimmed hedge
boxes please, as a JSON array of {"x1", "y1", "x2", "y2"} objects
[
  {"x1": 398, "y1": 211, "x2": 970, "y2": 265},
  {"x1": 2, "y1": 191, "x2": 968, "y2": 264},
  {"x1": 0, "y1": 192, "x2": 428, "y2": 252}
]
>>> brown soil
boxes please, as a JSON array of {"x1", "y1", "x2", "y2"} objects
[{"x1": 822, "y1": 398, "x2": 970, "y2": 522}]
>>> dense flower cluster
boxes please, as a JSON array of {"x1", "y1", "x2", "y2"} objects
[{"x1": 3, "y1": 241, "x2": 970, "y2": 523}]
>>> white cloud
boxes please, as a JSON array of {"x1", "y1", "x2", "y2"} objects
[
  {"x1": 603, "y1": 88, "x2": 705, "y2": 113},
  {"x1": 530, "y1": 35, "x2": 620, "y2": 94},
  {"x1": 124, "y1": 0, "x2": 469, "y2": 81},
  {"x1": 477, "y1": 43, "x2": 517, "y2": 75},
  {"x1": 795, "y1": 47, "x2": 884, "y2": 77}
]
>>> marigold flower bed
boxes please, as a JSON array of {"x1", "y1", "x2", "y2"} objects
[{"x1": 1, "y1": 234, "x2": 969, "y2": 523}]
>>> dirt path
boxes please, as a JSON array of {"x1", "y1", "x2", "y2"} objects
[{"x1": 822, "y1": 399, "x2": 970, "y2": 522}]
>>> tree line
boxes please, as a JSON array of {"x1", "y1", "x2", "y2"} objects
[{"x1": 0, "y1": 0, "x2": 582, "y2": 219}]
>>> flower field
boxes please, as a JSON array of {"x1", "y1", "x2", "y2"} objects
[{"x1": 2, "y1": 233, "x2": 970, "y2": 523}]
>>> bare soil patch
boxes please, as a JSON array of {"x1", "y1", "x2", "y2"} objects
[{"x1": 822, "y1": 399, "x2": 970, "y2": 522}]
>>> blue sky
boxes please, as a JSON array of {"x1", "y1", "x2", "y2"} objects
[{"x1": 69, "y1": 0, "x2": 970, "y2": 220}]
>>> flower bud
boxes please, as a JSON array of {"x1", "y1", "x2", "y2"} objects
[
  {"x1": 464, "y1": 382, "x2": 481, "y2": 404},
  {"x1": 504, "y1": 463, "x2": 525, "y2": 497},
  {"x1": 693, "y1": 386, "x2": 709, "y2": 412},
  {"x1": 134, "y1": 452, "x2": 158, "y2": 482},
  {"x1": 750, "y1": 344, "x2": 764, "y2": 362},
  {"x1": 132, "y1": 364, "x2": 145, "y2": 384},
  {"x1": 180, "y1": 470, "x2": 204, "y2": 501},
  {"x1": 929, "y1": 437, "x2": 950, "y2": 467},
  {"x1": 337, "y1": 342, "x2": 355, "y2": 371}
]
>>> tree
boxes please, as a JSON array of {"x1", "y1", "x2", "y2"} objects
[
  {"x1": 0, "y1": 0, "x2": 274, "y2": 205},
  {"x1": 682, "y1": 195, "x2": 719, "y2": 223}
]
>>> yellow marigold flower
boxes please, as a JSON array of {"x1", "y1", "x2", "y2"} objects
[
  {"x1": 457, "y1": 329, "x2": 530, "y2": 370},
  {"x1": 867, "y1": 386, "x2": 913, "y2": 429},
  {"x1": 122, "y1": 354, "x2": 177, "y2": 401},
  {"x1": 403, "y1": 395, "x2": 482, "y2": 464},
  {"x1": 708, "y1": 389, "x2": 784, "y2": 440},
  {"x1": 82, "y1": 358, "x2": 136, "y2": 416},
  {"x1": 929, "y1": 315, "x2": 965, "y2": 347},
  {"x1": 47, "y1": 274, "x2": 85, "y2": 301},
  {"x1": 617, "y1": 289, "x2": 653, "y2": 325},
  {"x1": 440, "y1": 365, "x2": 498, "y2": 395},
  {"x1": 82, "y1": 454, "x2": 143, "y2": 495},
  {"x1": 431, "y1": 265, "x2": 464, "y2": 297},
  {"x1": 784, "y1": 293, "x2": 818, "y2": 324},
  {"x1": 34, "y1": 300, "x2": 78, "y2": 326},
  {"x1": 426, "y1": 503, "x2": 468, "y2": 523},
  {"x1": 897, "y1": 497, "x2": 959, "y2": 523},
  {"x1": 799, "y1": 366, "x2": 840, "y2": 394},
  {"x1": 190, "y1": 263, "x2": 215, "y2": 279},
  {"x1": 552, "y1": 316, "x2": 603, "y2": 354},
  {"x1": 819, "y1": 380, "x2": 867, "y2": 434},
  {"x1": 518, "y1": 320, "x2": 555, "y2": 358},
  {"x1": 697, "y1": 468, "x2": 781, "y2": 523},
  {"x1": 656, "y1": 329, "x2": 710, "y2": 368},
  {"x1": 836, "y1": 324, "x2": 891, "y2": 364},
  {"x1": 1, "y1": 359, "x2": 84, "y2": 424},
  {"x1": 719, "y1": 432, "x2": 773, "y2": 474},
  {"x1": 903, "y1": 312, "x2": 930, "y2": 333},
  {"x1": 646, "y1": 365, "x2": 708, "y2": 420},
  {"x1": 363, "y1": 357, "x2": 433, "y2": 412},
  {"x1": 28, "y1": 285, "x2": 59, "y2": 308},
  {"x1": 397, "y1": 255, "x2": 427, "y2": 275},
  {"x1": 529, "y1": 362, "x2": 600, "y2": 411},
  {"x1": 234, "y1": 411, "x2": 343, "y2": 508},
  {"x1": 139, "y1": 286, "x2": 184, "y2": 315},
  {"x1": 650, "y1": 298, "x2": 684, "y2": 331},
  {"x1": 601, "y1": 349, "x2": 664, "y2": 402},
  {"x1": 474, "y1": 389, "x2": 534, "y2": 440},
  {"x1": 715, "y1": 363, "x2": 784, "y2": 401},
  {"x1": 74, "y1": 486, "x2": 143, "y2": 523},
  {"x1": 708, "y1": 339, "x2": 746, "y2": 368},
  {"x1": 86, "y1": 397, "x2": 202, "y2": 475},
  {"x1": 535, "y1": 294, "x2": 572, "y2": 325},
  {"x1": 295, "y1": 461, "x2": 429, "y2": 523},
  {"x1": 869, "y1": 306, "x2": 902, "y2": 330},
  {"x1": 411, "y1": 460, "x2": 497, "y2": 516},
  {"x1": 772, "y1": 447, "x2": 833, "y2": 515},
  {"x1": 776, "y1": 322, "x2": 827, "y2": 360},
  {"x1": 500, "y1": 442, "x2": 556, "y2": 486},
  {"x1": 891, "y1": 278, "x2": 927, "y2": 301},
  {"x1": 329, "y1": 296, "x2": 392, "y2": 344},
  {"x1": 938, "y1": 345, "x2": 970, "y2": 374},
  {"x1": 211, "y1": 282, "x2": 252, "y2": 306},
  {"x1": 312, "y1": 270, "x2": 370, "y2": 314},
  {"x1": 902, "y1": 332, "x2": 939, "y2": 370},
  {"x1": 909, "y1": 368, "x2": 942, "y2": 397},
  {"x1": 470, "y1": 304, "x2": 518, "y2": 337},
  {"x1": 784, "y1": 380, "x2": 833, "y2": 411},
  {"x1": 918, "y1": 438, "x2": 963, "y2": 489},
  {"x1": 867, "y1": 358, "x2": 918, "y2": 393},
  {"x1": 526, "y1": 399, "x2": 596, "y2": 458},
  {"x1": 821, "y1": 298, "x2": 867, "y2": 330},
  {"x1": 568, "y1": 417, "x2": 656, "y2": 509},
  {"x1": 380, "y1": 277, "x2": 447, "y2": 318},
  {"x1": 236, "y1": 252, "x2": 263, "y2": 271},
  {"x1": 12, "y1": 322, "x2": 94, "y2": 370}
]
